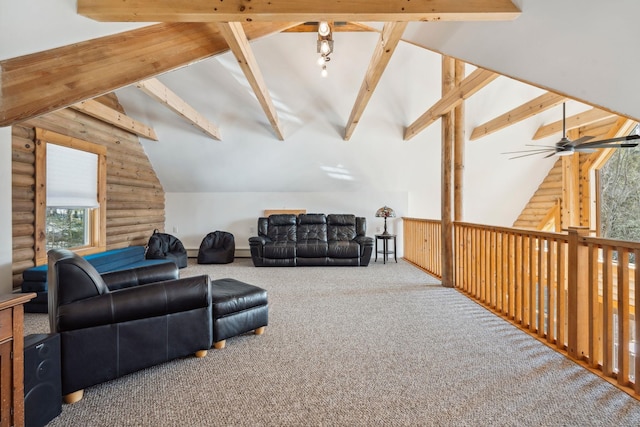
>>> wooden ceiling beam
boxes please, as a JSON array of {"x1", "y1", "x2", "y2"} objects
[
  {"x1": 70, "y1": 99, "x2": 158, "y2": 140},
  {"x1": 470, "y1": 92, "x2": 566, "y2": 141},
  {"x1": 218, "y1": 22, "x2": 285, "y2": 140},
  {"x1": 532, "y1": 107, "x2": 617, "y2": 140},
  {"x1": 136, "y1": 78, "x2": 222, "y2": 141},
  {"x1": 78, "y1": 0, "x2": 521, "y2": 23},
  {"x1": 344, "y1": 22, "x2": 408, "y2": 141},
  {"x1": 404, "y1": 68, "x2": 498, "y2": 141},
  {"x1": 0, "y1": 21, "x2": 299, "y2": 127}
]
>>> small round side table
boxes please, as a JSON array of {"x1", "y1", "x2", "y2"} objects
[{"x1": 375, "y1": 234, "x2": 397, "y2": 264}]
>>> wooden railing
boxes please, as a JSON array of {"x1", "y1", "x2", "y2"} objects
[{"x1": 403, "y1": 217, "x2": 640, "y2": 398}]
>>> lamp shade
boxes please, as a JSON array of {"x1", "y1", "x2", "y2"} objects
[{"x1": 375, "y1": 206, "x2": 396, "y2": 218}]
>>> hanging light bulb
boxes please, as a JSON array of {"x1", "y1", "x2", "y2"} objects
[
  {"x1": 321, "y1": 65, "x2": 328, "y2": 78},
  {"x1": 320, "y1": 39, "x2": 331, "y2": 55},
  {"x1": 317, "y1": 56, "x2": 325, "y2": 66},
  {"x1": 318, "y1": 21, "x2": 330, "y2": 37}
]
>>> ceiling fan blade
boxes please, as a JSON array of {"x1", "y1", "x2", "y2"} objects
[
  {"x1": 544, "y1": 152, "x2": 557, "y2": 158},
  {"x1": 508, "y1": 151, "x2": 555, "y2": 160},
  {"x1": 568, "y1": 135, "x2": 594, "y2": 146},
  {"x1": 501, "y1": 148, "x2": 556, "y2": 155},
  {"x1": 575, "y1": 134, "x2": 640, "y2": 149}
]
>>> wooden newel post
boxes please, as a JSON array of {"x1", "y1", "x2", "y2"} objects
[{"x1": 567, "y1": 226, "x2": 589, "y2": 360}]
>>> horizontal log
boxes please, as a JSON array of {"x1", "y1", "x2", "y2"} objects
[
  {"x1": 12, "y1": 125, "x2": 35, "y2": 140},
  {"x1": 12, "y1": 235, "x2": 34, "y2": 250},
  {"x1": 12, "y1": 259, "x2": 34, "y2": 275},
  {"x1": 12, "y1": 161, "x2": 34, "y2": 176},
  {"x1": 12, "y1": 212, "x2": 34, "y2": 225},
  {"x1": 12, "y1": 149, "x2": 35, "y2": 165},
  {"x1": 108, "y1": 223, "x2": 163, "y2": 236},
  {"x1": 539, "y1": 181, "x2": 562, "y2": 190},
  {"x1": 107, "y1": 183, "x2": 164, "y2": 197},
  {"x1": 13, "y1": 223, "x2": 34, "y2": 237},
  {"x1": 12, "y1": 174, "x2": 34, "y2": 188},
  {"x1": 12, "y1": 187, "x2": 35, "y2": 201},
  {"x1": 107, "y1": 215, "x2": 165, "y2": 228},
  {"x1": 13, "y1": 248, "x2": 35, "y2": 263},
  {"x1": 518, "y1": 208, "x2": 557, "y2": 216},
  {"x1": 107, "y1": 191, "x2": 164, "y2": 203},
  {"x1": 12, "y1": 200, "x2": 33, "y2": 212},
  {"x1": 108, "y1": 165, "x2": 159, "y2": 183},
  {"x1": 529, "y1": 194, "x2": 561, "y2": 204},
  {"x1": 107, "y1": 231, "x2": 159, "y2": 246},
  {"x1": 12, "y1": 135, "x2": 36, "y2": 153},
  {"x1": 106, "y1": 201, "x2": 165, "y2": 210},
  {"x1": 107, "y1": 209, "x2": 165, "y2": 219},
  {"x1": 106, "y1": 175, "x2": 163, "y2": 190}
]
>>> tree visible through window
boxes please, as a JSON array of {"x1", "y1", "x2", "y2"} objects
[{"x1": 599, "y1": 125, "x2": 640, "y2": 242}]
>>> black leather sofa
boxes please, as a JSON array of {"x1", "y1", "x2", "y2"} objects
[
  {"x1": 47, "y1": 248, "x2": 213, "y2": 403},
  {"x1": 249, "y1": 213, "x2": 373, "y2": 266}
]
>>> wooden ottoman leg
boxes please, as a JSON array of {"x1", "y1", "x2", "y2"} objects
[
  {"x1": 255, "y1": 326, "x2": 266, "y2": 335},
  {"x1": 195, "y1": 349, "x2": 208, "y2": 358},
  {"x1": 64, "y1": 389, "x2": 84, "y2": 404},
  {"x1": 213, "y1": 340, "x2": 226, "y2": 349}
]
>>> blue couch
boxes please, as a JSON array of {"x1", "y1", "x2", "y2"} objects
[{"x1": 21, "y1": 246, "x2": 175, "y2": 313}]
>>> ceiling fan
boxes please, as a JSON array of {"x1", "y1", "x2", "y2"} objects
[{"x1": 503, "y1": 103, "x2": 640, "y2": 159}]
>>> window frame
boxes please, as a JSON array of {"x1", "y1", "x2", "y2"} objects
[{"x1": 34, "y1": 128, "x2": 107, "y2": 265}]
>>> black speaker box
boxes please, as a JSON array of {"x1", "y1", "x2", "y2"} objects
[{"x1": 24, "y1": 333, "x2": 62, "y2": 427}]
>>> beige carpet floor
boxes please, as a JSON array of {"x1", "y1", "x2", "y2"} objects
[{"x1": 24, "y1": 257, "x2": 640, "y2": 426}]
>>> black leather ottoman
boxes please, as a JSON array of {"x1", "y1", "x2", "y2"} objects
[{"x1": 210, "y1": 278, "x2": 269, "y2": 349}]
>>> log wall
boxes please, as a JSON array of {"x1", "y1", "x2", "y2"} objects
[{"x1": 11, "y1": 94, "x2": 165, "y2": 288}]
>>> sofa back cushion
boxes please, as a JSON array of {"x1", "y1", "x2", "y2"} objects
[
  {"x1": 297, "y1": 214, "x2": 327, "y2": 241},
  {"x1": 327, "y1": 214, "x2": 357, "y2": 241},
  {"x1": 267, "y1": 214, "x2": 297, "y2": 242}
]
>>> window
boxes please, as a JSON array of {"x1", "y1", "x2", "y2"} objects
[
  {"x1": 45, "y1": 143, "x2": 99, "y2": 251},
  {"x1": 34, "y1": 129, "x2": 107, "y2": 265},
  {"x1": 598, "y1": 124, "x2": 640, "y2": 242}
]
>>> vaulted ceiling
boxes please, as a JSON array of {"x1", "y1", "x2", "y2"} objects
[{"x1": 1, "y1": 1, "x2": 639, "y2": 208}]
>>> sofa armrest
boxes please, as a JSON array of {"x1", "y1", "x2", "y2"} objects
[
  {"x1": 102, "y1": 262, "x2": 179, "y2": 291},
  {"x1": 249, "y1": 236, "x2": 269, "y2": 246},
  {"x1": 354, "y1": 235, "x2": 374, "y2": 247},
  {"x1": 57, "y1": 275, "x2": 211, "y2": 331}
]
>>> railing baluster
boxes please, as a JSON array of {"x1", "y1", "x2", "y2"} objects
[{"x1": 618, "y1": 248, "x2": 630, "y2": 385}]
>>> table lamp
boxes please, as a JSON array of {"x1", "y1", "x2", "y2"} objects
[{"x1": 375, "y1": 206, "x2": 396, "y2": 236}]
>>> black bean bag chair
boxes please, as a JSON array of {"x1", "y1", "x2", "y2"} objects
[
  {"x1": 197, "y1": 231, "x2": 235, "y2": 264},
  {"x1": 146, "y1": 229, "x2": 188, "y2": 268}
]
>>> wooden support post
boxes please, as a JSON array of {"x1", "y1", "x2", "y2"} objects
[
  {"x1": 567, "y1": 226, "x2": 589, "y2": 360},
  {"x1": 453, "y1": 59, "x2": 465, "y2": 223},
  {"x1": 441, "y1": 56, "x2": 455, "y2": 288}
]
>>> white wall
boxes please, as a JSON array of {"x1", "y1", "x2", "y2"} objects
[
  {"x1": 165, "y1": 191, "x2": 407, "y2": 255},
  {"x1": 0, "y1": 127, "x2": 12, "y2": 294}
]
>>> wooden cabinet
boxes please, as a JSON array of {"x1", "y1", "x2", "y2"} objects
[{"x1": 0, "y1": 293, "x2": 35, "y2": 427}]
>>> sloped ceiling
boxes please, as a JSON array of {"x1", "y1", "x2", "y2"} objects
[{"x1": 1, "y1": 0, "x2": 638, "y2": 218}]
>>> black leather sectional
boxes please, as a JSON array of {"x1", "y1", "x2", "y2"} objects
[{"x1": 249, "y1": 213, "x2": 373, "y2": 266}]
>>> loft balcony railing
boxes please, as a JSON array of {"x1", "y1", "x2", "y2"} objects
[{"x1": 403, "y1": 217, "x2": 640, "y2": 398}]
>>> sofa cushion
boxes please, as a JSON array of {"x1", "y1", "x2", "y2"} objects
[
  {"x1": 327, "y1": 214, "x2": 357, "y2": 241},
  {"x1": 328, "y1": 241, "x2": 360, "y2": 258},
  {"x1": 297, "y1": 214, "x2": 327, "y2": 242},
  {"x1": 263, "y1": 242, "x2": 296, "y2": 259},
  {"x1": 297, "y1": 241, "x2": 328, "y2": 258},
  {"x1": 267, "y1": 215, "x2": 297, "y2": 242}
]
